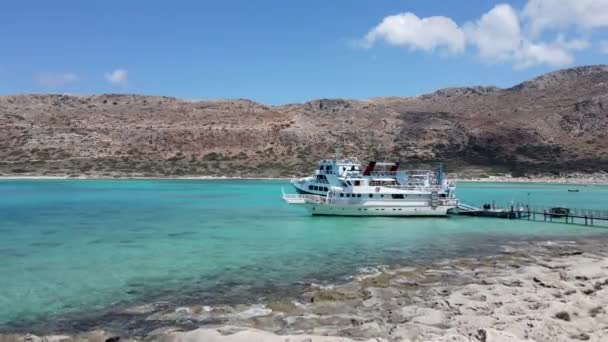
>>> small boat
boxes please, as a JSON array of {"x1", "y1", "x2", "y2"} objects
[
  {"x1": 549, "y1": 207, "x2": 570, "y2": 217},
  {"x1": 568, "y1": 189, "x2": 580, "y2": 192}
]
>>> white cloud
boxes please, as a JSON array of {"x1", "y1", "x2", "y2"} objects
[
  {"x1": 464, "y1": 4, "x2": 579, "y2": 68},
  {"x1": 554, "y1": 35, "x2": 591, "y2": 50},
  {"x1": 361, "y1": 1, "x2": 602, "y2": 69},
  {"x1": 601, "y1": 40, "x2": 608, "y2": 54},
  {"x1": 464, "y1": 4, "x2": 522, "y2": 62},
  {"x1": 362, "y1": 12, "x2": 466, "y2": 54},
  {"x1": 35, "y1": 72, "x2": 79, "y2": 88},
  {"x1": 105, "y1": 69, "x2": 128, "y2": 86},
  {"x1": 513, "y1": 41, "x2": 574, "y2": 69},
  {"x1": 523, "y1": 0, "x2": 608, "y2": 36}
]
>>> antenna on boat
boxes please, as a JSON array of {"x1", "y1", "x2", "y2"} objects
[{"x1": 335, "y1": 147, "x2": 342, "y2": 160}]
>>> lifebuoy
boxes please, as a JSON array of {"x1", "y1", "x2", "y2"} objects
[{"x1": 375, "y1": 187, "x2": 380, "y2": 193}]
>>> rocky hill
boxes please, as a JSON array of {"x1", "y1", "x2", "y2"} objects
[{"x1": 1, "y1": 65, "x2": 607, "y2": 177}]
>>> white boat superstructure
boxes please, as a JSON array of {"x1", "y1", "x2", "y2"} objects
[
  {"x1": 284, "y1": 160, "x2": 458, "y2": 217},
  {"x1": 290, "y1": 157, "x2": 442, "y2": 196},
  {"x1": 290, "y1": 157, "x2": 363, "y2": 196}
]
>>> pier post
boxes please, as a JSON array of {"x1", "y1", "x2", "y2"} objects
[{"x1": 585, "y1": 216, "x2": 588, "y2": 226}]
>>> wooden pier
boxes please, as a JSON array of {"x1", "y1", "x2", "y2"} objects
[{"x1": 453, "y1": 204, "x2": 608, "y2": 227}]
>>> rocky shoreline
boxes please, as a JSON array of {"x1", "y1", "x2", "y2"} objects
[
  {"x1": 452, "y1": 172, "x2": 608, "y2": 185},
  {"x1": 1, "y1": 173, "x2": 608, "y2": 185},
  {"x1": 3, "y1": 237, "x2": 608, "y2": 341}
]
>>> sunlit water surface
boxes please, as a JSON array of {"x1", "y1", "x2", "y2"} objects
[{"x1": 0, "y1": 180, "x2": 607, "y2": 329}]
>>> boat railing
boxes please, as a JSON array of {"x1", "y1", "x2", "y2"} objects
[
  {"x1": 384, "y1": 184, "x2": 445, "y2": 191},
  {"x1": 282, "y1": 193, "x2": 326, "y2": 204},
  {"x1": 324, "y1": 197, "x2": 458, "y2": 206},
  {"x1": 438, "y1": 198, "x2": 459, "y2": 206},
  {"x1": 369, "y1": 171, "x2": 398, "y2": 177}
]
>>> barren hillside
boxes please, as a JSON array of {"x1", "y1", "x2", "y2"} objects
[{"x1": 1, "y1": 65, "x2": 607, "y2": 177}]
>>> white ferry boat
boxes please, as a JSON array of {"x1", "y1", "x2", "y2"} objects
[{"x1": 284, "y1": 158, "x2": 458, "y2": 217}]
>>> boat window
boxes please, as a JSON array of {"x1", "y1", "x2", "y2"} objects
[
  {"x1": 380, "y1": 195, "x2": 384, "y2": 198},
  {"x1": 354, "y1": 180, "x2": 361, "y2": 186},
  {"x1": 308, "y1": 185, "x2": 313, "y2": 190},
  {"x1": 313, "y1": 186, "x2": 318, "y2": 191},
  {"x1": 346, "y1": 181, "x2": 352, "y2": 186},
  {"x1": 369, "y1": 194, "x2": 373, "y2": 198},
  {"x1": 392, "y1": 194, "x2": 404, "y2": 199},
  {"x1": 323, "y1": 187, "x2": 328, "y2": 192},
  {"x1": 346, "y1": 193, "x2": 351, "y2": 197},
  {"x1": 340, "y1": 193, "x2": 344, "y2": 197},
  {"x1": 357, "y1": 194, "x2": 361, "y2": 198}
]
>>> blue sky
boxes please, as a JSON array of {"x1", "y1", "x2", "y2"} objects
[{"x1": 1, "y1": 0, "x2": 607, "y2": 104}]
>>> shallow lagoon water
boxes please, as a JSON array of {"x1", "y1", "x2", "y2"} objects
[{"x1": 0, "y1": 180, "x2": 607, "y2": 330}]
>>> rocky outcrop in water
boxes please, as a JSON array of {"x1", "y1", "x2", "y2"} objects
[{"x1": 1, "y1": 65, "x2": 607, "y2": 177}]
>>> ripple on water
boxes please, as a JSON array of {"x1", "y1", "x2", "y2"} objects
[
  {"x1": 0, "y1": 248, "x2": 27, "y2": 258},
  {"x1": 2, "y1": 180, "x2": 608, "y2": 334},
  {"x1": 167, "y1": 231, "x2": 197, "y2": 238},
  {"x1": 29, "y1": 242, "x2": 63, "y2": 248}
]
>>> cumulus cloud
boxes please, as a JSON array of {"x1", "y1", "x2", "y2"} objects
[
  {"x1": 35, "y1": 72, "x2": 79, "y2": 88},
  {"x1": 463, "y1": 4, "x2": 584, "y2": 68},
  {"x1": 104, "y1": 69, "x2": 128, "y2": 86},
  {"x1": 360, "y1": 1, "x2": 607, "y2": 69},
  {"x1": 523, "y1": 0, "x2": 608, "y2": 36},
  {"x1": 601, "y1": 40, "x2": 608, "y2": 54},
  {"x1": 554, "y1": 35, "x2": 591, "y2": 51},
  {"x1": 362, "y1": 13, "x2": 466, "y2": 54},
  {"x1": 464, "y1": 4, "x2": 522, "y2": 62},
  {"x1": 513, "y1": 42, "x2": 575, "y2": 69}
]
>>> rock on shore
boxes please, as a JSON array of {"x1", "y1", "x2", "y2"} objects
[{"x1": 3, "y1": 239, "x2": 608, "y2": 341}]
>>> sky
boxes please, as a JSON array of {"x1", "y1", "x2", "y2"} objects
[{"x1": 1, "y1": 0, "x2": 607, "y2": 104}]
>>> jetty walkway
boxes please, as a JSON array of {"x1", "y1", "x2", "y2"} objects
[{"x1": 453, "y1": 203, "x2": 608, "y2": 227}]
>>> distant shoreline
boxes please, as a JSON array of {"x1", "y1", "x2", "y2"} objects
[{"x1": 1, "y1": 174, "x2": 608, "y2": 185}]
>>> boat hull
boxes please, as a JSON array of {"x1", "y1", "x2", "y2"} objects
[{"x1": 305, "y1": 203, "x2": 453, "y2": 217}]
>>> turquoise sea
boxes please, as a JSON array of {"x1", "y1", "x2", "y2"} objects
[{"x1": 1, "y1": 180, "x2": 607, "y2": 332}]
